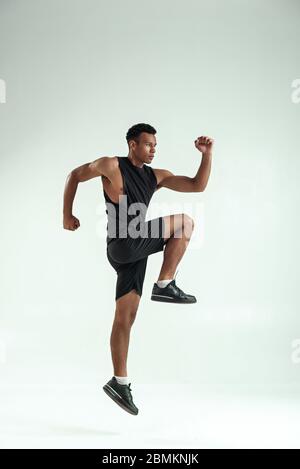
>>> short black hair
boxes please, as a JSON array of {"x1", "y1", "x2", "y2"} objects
[{"x1": 126, "y1": 123, "x2": 156, "y2": 145}]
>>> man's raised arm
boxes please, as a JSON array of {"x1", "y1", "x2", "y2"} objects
[
  {"x1": 154, "y1": 136, "x2": 214, "y2": 193},
  {"x1": 63, "y1": 156, "x2": 113, "y2": 231}
]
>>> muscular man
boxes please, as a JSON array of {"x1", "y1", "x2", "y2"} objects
[{"x1": 63, "y1": 123, "x2": 213, "y2": 416}]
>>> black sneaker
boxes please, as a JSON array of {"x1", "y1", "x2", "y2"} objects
[
  {"x1": 103, "y1": 377, "x2": 139, "y2": 415},
  {"x1": 151, "y1": 276, "x2": 197, "y2": 304}
]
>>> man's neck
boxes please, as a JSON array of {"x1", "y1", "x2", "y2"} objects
[{"x1": 127, "y1": 154, "x2": 144, "y2": 169}]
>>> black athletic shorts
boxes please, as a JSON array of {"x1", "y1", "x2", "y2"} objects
[{"x1": 106, "y1": 216, "x2": 167, "y2": 301}]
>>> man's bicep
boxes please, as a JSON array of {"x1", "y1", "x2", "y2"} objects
[
  {"x1": 73, "y1": 156, "x2": 115, "y2": 182},
  {"x1": 156, "y1": 169, "x2": 196, "y2": 193},
  {"x1": 155, "y1": 169, "x2": 174, "y2": 189}
]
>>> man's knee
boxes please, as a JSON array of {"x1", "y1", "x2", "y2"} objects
[
  {"x1": 163, "y1": 213, "x2": 194, "y2": 240},
  {"x1": 182, "y1": 213, "x2": 194, "y2": 230},
  {"x1": 114, "y1": 307, "x2": 137, "y2": 327},
  {"x1": 174, "y1": 213, "x2": 194, "y2": 239},
  {"x1": 115, "y1": 292, "x2": 140, "y2": 326}
]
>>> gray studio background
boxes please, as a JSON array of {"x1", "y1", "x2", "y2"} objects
[{"x1": 0, "y1": 0, "x2": 299, "y2": 391}]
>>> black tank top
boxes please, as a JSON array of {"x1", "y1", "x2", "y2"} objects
[{"x1": 103, "y1": 156, "x2": 158, "y2": 244}]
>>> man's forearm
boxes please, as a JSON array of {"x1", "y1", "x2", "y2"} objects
[
  {"x1": 193, "y1": 152, "x2": 212, "y2": 191},
  {"x1": 63, "y1": 172, "x2": 79, "y2": 217}
]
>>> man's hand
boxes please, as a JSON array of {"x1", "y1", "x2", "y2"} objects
[
  {"x1": 194, "y1": 136, "x2": 214, "y2": 155},
  {"x1": 63, "y1": 214, "x2": 80, "y2": 231}
]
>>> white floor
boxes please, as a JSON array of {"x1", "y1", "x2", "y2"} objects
[{"x1": 1, "y1": 383, "x2": 300, "y2": 449}]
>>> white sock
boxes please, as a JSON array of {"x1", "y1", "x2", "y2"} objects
[
  {"x1": 115, "y1": 375, "x2": 129, "y2": 385},
  {"x1": 157, "y1": 278, "x2": 173, "y2": 288}
]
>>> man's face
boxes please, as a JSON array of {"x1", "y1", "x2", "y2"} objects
[{"x1": 131, "y1": 132, "x2": 157, "y2": 163}]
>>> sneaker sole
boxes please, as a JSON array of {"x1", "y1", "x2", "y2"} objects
[
  {"x1": 151, "y1": 295, "x2": 197, "y2": 304},
  {"x1": 103, "y1": 384, "x2": 138, "y2": 415}
]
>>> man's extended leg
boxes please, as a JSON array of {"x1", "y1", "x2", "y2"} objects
[
  {"x1": 110, "y1": 289, "x2": 141, "y2": 377},
  {"x1": 103, "y1": 289, "x2": 141, "y2": 416}
]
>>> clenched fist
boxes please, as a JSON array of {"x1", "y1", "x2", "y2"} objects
[
  {"x1": 194, "y1": 136, "x2": 214, "y2": 155},
  {"x1": 63, "y1": 214, "x2": 80, "y2": 231}
]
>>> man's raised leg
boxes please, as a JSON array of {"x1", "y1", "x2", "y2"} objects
[
  {"x1": 151, "y1": 213, "x2": 197, "y2": 303},
  {"x1": 158, "y1": 213, "x2": 194, "y2": 281}
]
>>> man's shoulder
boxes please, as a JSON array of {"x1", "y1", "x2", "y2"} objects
[
  {"x1": 151, "y1": 167, "x2": 173, "y2": 178},
  {"x1": 103, "y1": 155, "x2": 119, "y2": 165},
  {"x1": 99, "y1": 155, "x2": 120, "y2": 172},
  {"x1": 151, "y1": 167, "x2": 174, "y2": 189}
]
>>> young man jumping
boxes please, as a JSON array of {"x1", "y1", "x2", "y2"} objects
[{"x1": 63, "y1": 123, "x2": 213, "y2": 415}]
